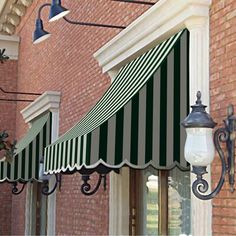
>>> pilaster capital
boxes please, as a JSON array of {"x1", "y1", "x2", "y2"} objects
[{"x1": 184, "y1": 16, "x2": 209, "y2": 31}]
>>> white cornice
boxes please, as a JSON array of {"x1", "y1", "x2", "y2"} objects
[
  {"x1": 94, "y1": 0, "x2": 211, "y2": 73},
  {"x1": 21, "y1": 91, "x2": 61, "y2": 123},
  {"x1": 0, "y1": 34, "x2": 19, "y2": 59},
  {"x1": 0, "y1": 0, "x2": 33, "y2": 35}
]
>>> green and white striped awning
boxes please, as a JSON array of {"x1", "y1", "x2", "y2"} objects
[
  {"x1": 45, "y1": 30, "x2": 189, "y2": 174},
  {"x1": 0, "y1": 112, "x2": 51, "y2": 182}
]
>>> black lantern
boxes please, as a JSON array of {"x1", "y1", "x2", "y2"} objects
[{"x1": 181, "y1": 91, "x2": 236, "y2": 200}]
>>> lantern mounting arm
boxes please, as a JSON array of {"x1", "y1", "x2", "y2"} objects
[
  {"x1": 191, "y1": 105, "x2": 236, "y2": 200},
  {"x1": 63, "y1": 17, "x2": 126, "y2": 29},
  {"x1": 192, "y1": 128, "x2": 228, "y2": 200}
]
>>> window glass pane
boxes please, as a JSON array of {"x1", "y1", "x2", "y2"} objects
[
  {"x1": 168, "y1": 168, "x2": 191, "y2": 236},
  {"x1": 146, "y1": 174, "x2": 159, "y2": 235}
]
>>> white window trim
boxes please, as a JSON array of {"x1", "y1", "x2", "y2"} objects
[
  {"x1": 22, "y1": 91, "x2": 61, "y2": 236},
  {"x1": 94, "y1": 0, "x2": 212, "y2": 235}
]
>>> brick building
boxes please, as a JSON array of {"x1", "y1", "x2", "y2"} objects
[{"x1": 0, "y1": 0, "x2": 235, "y2": 235}]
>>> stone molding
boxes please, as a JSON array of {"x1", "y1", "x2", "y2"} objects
[
  {"x1": 21, "y1": 91, "x2": 61, "y2": 123},
  {"x1": 0, "y1": 0, "x2": 32, "y2": 35}
]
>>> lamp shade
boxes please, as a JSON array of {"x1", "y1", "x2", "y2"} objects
[
  {"x1": 49, "y1": 0, "x2": 70, "y2": 22},
  {"x1": 184, "y1": 127, "x2": 215, "y2": 166},
  {"x1": 181, "y1": 91, "x2": 217, "y2": 166},
  {"x1": 33, "y1": 19, "x2": 51, "y2": 44}
]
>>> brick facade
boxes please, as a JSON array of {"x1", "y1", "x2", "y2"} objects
[
  {"x1": 12, "y1": 0, "x2": 150, "y2": 235},
  {"x1": 210, "y1": 0, "x2": 236, "y2": 235},
  {"x1": 0, "y1": 0, "x2": 235, "y2": 235},
  {"x1": 0, "y1": 59, "x2": 17, "y2": 236}
]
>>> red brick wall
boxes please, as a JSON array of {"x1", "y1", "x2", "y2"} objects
[
  {"x1": 210, "y1": 0, "x2": 236, "y2": 235},
  {"x1": 13, "y1": 0, "x2": 150, "y2": 235},
  {"x1": 0, "y1": 59, "x2": 17, "y2": 235}
]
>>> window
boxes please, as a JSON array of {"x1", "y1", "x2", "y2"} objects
[{"x1": 130, "y1": 167, "x2": 191, "y2": 235}]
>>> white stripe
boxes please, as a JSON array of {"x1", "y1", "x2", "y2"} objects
[
  {"x1": 90, "y1": 128, "x2": 100, "y2": 164},
  {"x1": 71, "y1": 138, "x2": 76, "y2": 167},
  {"x1": 138, "y1": 85, "x2": 146, "y2": 165},
  {"x1": 82, "y1": 134, "x2": 87, "y2": 164},
  {"x1": 180, "y1": 31, "x2": 188, "y2": 168},
  {"x1": 123, "y1": 100, "x2": 132, "y2": 162},
  {"x1": 107, "y1": 115, "x2": 116, "y2": 165}
]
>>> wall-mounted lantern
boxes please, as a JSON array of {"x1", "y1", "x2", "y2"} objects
[{"x1": 181, "y1": 91, "x2": 235, "y2": 200}]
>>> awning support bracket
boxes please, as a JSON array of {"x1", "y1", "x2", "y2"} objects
[
  {"x1": 81, "y1": 174, "x2": 107, "y2": 196},
  {"x1": 12, "y1": 182, "x2": 26, "y2": 195},
  {"x1": 41, "y1": 174, "x2": 61, "y2": 196}
]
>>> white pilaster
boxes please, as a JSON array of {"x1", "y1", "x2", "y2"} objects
[
  {"x1": 109, "y1": 167, "x2": 130, "y2": 235},
  {"x1": 185, "y1": 16, "x2": 212, "y2": 236},
  {"x1": 47, "y1": 109, "x2": 60, "y2": 236}
]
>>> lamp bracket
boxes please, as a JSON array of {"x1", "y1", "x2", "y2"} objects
[
  {"x1": 81, "y1": 174, "x2": 107, "y2": 196},
  {"x1": 192, "y1": 105, "x2": 236, "y2": 200},
  {"x1": 41, "y1": 173, "x2": 61, "y2": 196},
  {"x1": 63, "y1": 17, "x2": 126, "y2": 29}
]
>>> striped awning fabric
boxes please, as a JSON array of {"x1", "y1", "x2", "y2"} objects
[
  {"x1": 0, "y1": 112, "x2": 51, "y2": 182},
  {"x1": 45, "y1": 29, "x2": 189, "y2": 174}
]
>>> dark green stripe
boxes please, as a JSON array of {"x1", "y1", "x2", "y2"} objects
[
  {"x1": 0, "y1": 162, "x2": 3, "y2": 179},
  {"x1": 28, "y1": 142, "x2": 33, "y2": 179},
  {"x1": 115, "y1": 107, "x2": 124, "y2": 165},
  {"x1": 21, "y1": 149, "x2": 25, "y2": 179},
  {"x1": 79, "y1": 136, "x2": 84, "y2": 165},
  {"x1": 7, "y1": 162, "x2": 10, "y2": 179},
  {"x1": 99, "y1": 122, "x2": 108, "y2": 162},
  {"x1": 85, "y1": 133, "x2": 92, "y2": 165},
  {"x1": 145, "y1": 76, "x2": 154, "y2": 163},
  {"x1": 43, "y1": 123, "x2": 47, "y2": 148},
  {"x1": 69, "y1": 140, "x2": 73, "y2": 167},
  {"x1": 159, "y1": 59, "x2": 167, "y2": 166},
  {"x1": 173, "y1": 37, "x2": 181, "y2": 163},
  {"x1": 130, "y1": 93, "x2": 139, "y2": 165},
  {"x1": 35, "y1": 134, "x2": 40, "y2": 177},
  {"x1": 14, "y1": 155, "x2": 18, "y2": 179}
]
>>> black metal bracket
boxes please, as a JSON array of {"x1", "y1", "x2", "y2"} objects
[
  {"x1": 0, "y1": 87, "x2": 41, "y2": 102},
  {"x1": 63, "y1": 16, "x2": 126, "y2": 29},
  {"x1": 81, "y1": 174, "x2": 107, "y2": 196},
  {"x1": 41, "y1": 174, "x2": 61, "y2": 196},
  {"x1": 192, "y1": 105, "x2": 236, "y2": 200},
  {"x1": 0, "y1": 49, "x2": 9, "y2": 64},
  {"x1": 112, "y1": 0, "x2": 155, "y2": 5},
  {"x1": 12, "y1": 182, "x2": 26, "y2": 195}
]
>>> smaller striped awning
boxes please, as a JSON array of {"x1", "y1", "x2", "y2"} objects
[
  {"x1": 45, "y1": 30, "x2": 190, "y2": 175},
  {"x1": 0, "y1": 112, "x2": 51, "y2": 183}
]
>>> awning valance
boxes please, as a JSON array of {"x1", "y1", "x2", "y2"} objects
[
  {"x1": 0, "y1": 112, "x2": 51, "y2": 182},
  {"x1": 45, "y1": 29, "x2": 189, "y2": 174}
]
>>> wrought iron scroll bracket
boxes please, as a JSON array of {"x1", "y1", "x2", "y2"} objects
[
  {"x1": 192, "y1": 105, "x2": 236, "y2": 200},
  {"x1": 81, "y1": 174, "x2": 107, "y2": 196},
  {"x1": 41, "y1": 174, "x2": 61, "y2": 196},
  {"x1": 12, "y1": 182, "x2": 26, "y2": 195}
]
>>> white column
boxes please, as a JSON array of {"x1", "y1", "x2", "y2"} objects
[
  {"x1": 109, "y1": 167, "x2": 130, "y2": 235},
  {"x1": 47, "y1": 109, "x2": 60, "y2": 236},
  {"x1": 185, "y1": 16, "x2": 212, "y2": 236}
]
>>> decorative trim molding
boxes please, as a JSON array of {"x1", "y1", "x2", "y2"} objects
[
  {"x1": 0, "y1": 0, "x2": 32, "y2": 35},
  {"x1": 21, "y1": 91, "x2": 61, "y2": 123},
  {"x1": 94, "y1": 0, "x2": 211, "y2": 73}
]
